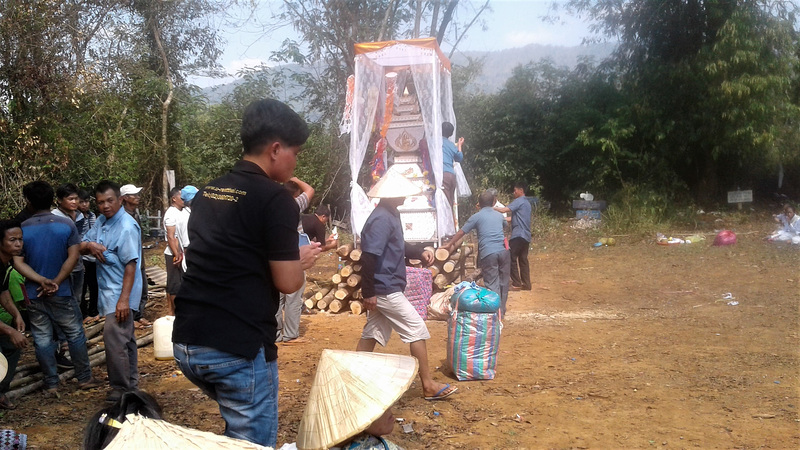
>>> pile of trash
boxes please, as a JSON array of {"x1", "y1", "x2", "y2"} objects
[{"x1": 571, "y1": 217, "x2": 601, "y2": 230}]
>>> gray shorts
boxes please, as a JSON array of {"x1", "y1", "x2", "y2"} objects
[{"x1": 361, "y1": 292, "x2": 431, "y2": 346}]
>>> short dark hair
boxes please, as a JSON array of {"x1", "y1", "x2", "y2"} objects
[
  {"x1": 478, "y1": 191, "x2": 494, "y2": 208},
  {"x1": 513, "y1": 182, "x2": 526, "y2": 192},
  {"x1": 442, "y1": 122, "x2": 454, "y2": 138},
  {"x1": 241, "y1": 99, "x2": 309, "y2": 155},
  {"x1": 56, "y1": 183, "x2": 79, "y2": 200},
  {"x1": 169, "y1": 187, "x2": 182, "y2": 200},
  {"x1": 78, "y1": 189, "x2": 91, "y2": 201},
  {"x1": 0, "y1": 219, "x2": 22, "y2": 238},
  {"x1": 315, "y1": 204, "x2": 330, "y2": 217},
  {"x1": 23, "y1": 181, "x2": 54, "y2": 210},
  {"x1": 94, "y1": 180, "x2": 121, "y2": 198}
]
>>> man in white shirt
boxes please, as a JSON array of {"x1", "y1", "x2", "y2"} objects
[{"x1": 163, "y1": 187, "x2": 184, "y2": 315}]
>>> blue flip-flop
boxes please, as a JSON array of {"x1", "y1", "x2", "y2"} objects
[{"x1": 424, "y1": 383, "x2": 458, "y2": 401}]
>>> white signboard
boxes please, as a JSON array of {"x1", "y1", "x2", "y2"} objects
[{"x1": 727, "y1": 190, "x2": 753, "y2": 203}]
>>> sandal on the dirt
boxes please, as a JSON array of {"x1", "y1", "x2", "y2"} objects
[
  {"x1": 0, "y1": 393, "x2": 16, "y2": 410},
  {"x1": 424, "y1": 383, "x2": 458, "y2": 401}
]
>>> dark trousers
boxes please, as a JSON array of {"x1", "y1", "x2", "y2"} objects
[
  {"x1": 509, "y1": 237, "x2": 531, "y2": 290},
  {"x1": 81, "y1": 260, "x2": 99, "y2": 317},
  {"x1": 442, "y1": 171, "x2": 457, "y2": 208},
  {"x1": 104, "y1": 313, "x2": 138, "y2": 392}
]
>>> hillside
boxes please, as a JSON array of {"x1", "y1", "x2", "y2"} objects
[{"x1": 200, "y1": 42, "x2": 616, "y2": 103}]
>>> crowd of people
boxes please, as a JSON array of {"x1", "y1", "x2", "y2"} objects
[{"x1": 0, "y1": 98, "x2": 536, "y2": 449}]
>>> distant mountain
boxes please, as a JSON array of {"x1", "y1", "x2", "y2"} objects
[
  {"x1": 452, "y1": 42, "x2": 616, "y2": 93},
  {"x1": 199, "y1": 43, "x2": 616, "y2": 103}
]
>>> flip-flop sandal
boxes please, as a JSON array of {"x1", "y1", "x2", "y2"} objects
[
  {"x1": 424, "y1": 383, "x2": 458, "y2": 401},
  {"x1": 0, "y1": 394, "x2": 16, "y2": 410}
]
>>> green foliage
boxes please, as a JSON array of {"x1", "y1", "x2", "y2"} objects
[{"x1": 601, "y1": 185, "x2": 674, "y2": 234}]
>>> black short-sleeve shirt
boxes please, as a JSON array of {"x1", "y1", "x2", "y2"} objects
[
  {"x1": 300, "y1": 214, "x2": 326, "y2": 244},
  {"x1": 173, "y1": 160, "x2": 300, "y2": 361}
]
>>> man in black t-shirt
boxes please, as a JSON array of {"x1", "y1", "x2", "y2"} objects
[
  {"x1": 300, "y1": 204, "x2": 338, "y2": 251},
  {"x1": 172, "y1": 99, "x2": 321, "y2": 448}
]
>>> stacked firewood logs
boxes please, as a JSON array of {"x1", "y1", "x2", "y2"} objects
[
  {"x1": 303, "y1": 242, "x2": 478, "y2": 316},
  {"x1": 303, "y1": 243, "x2": 365, "y2": 315}
]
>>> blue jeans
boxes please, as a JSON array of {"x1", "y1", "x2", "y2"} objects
[
  {"x1": 28, "y1": 296, "x2": 92, "y2": 388},
  {"x1": 55, "y1": 270, "x2": 84, "y2": 342},
  {"x1": 173, "y1": 343, "x2": 278, "y2": 447}
]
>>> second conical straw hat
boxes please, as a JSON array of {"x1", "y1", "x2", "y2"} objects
[
  {"x1": 296, "y1": 350, "x2": 418, "y2": 450},
  {"x1": 366, "y1": 169, "x2": 422, "y2": 198}
]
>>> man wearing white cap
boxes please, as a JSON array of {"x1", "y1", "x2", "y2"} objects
[
  {"x1": 120, "y1": 184, "x2": 149, "y2": 328},
  {"x1": 356, "y1": 170, "x2": 457, "y2": 401}
]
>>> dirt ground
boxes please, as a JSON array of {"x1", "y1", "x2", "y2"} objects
[{"x1": 2, "y1": 213, "x2": 798, "y2": 449}]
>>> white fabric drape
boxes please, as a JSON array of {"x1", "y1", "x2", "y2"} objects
[
  {"x1": 411, "y1": 63, "x2": 455, "y2": 237},
  {"x1": 348, "y1": 55, "x2": 382, "y2": 240},
  {"x1": 346, "y1": 41, "x2": 465, "y2": 240}
]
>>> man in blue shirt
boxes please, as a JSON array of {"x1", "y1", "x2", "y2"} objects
[
  {"x1": 357, "y1": 170, "x2": 457, "y2": 401},
  {"x1": 81, "y1": 180, "x2": 142, "y2": 403},
  {"x1": 13, "y1": 181, "x2": 100, "y2": 397},
  {"x1": 495, "y1": 183, "x2": 532, "y2": 291},
  {"x1": 445, "y1": 190, "x2": 511, "y2": 315},
  {"x1": 441, "y1": 121, "x2": 464, "y2": 209}
]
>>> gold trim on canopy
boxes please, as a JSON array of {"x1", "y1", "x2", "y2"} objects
[{"x1": 354, "y1": 37, "x2": 451, "y2": 70}]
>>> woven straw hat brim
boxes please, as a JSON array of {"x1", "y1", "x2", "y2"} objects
[
  {"x1": 104, "y1": 414, "x2": 271, "y2": 449},
  {"x1": 296, "y1": 350, "x2": 419, "y2": 450},
  {"x1": 367, "y1": 170, "x2": 422, "y2": 198},
  {"x1": 0, "y1": 352, "x2": 6, "y2": 382}
]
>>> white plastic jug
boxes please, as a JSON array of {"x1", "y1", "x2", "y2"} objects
[{"x1": 153, "y1": 315, "x2": 175, "y2": 360}]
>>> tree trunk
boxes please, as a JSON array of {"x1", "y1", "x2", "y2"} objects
[{"x1": 151, "y1": 17, "x2": 174, "y2": 211}]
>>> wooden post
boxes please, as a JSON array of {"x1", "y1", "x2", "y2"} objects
[
  {"x1": 434, "y1": 247, "x2": 449, "y2": 262},
  {"x1": 349, "y1": 249, "x2": 362, "y2": 261},
  {"x1": 350, "y1": 300, "x2": 364, "y2": 315}
]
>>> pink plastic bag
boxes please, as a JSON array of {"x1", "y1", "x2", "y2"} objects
[{"x1": 713, "y1": 230, "x2": 737, "y2": 246}]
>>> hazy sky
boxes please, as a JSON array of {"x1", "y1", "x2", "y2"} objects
[{"x1": 192, "y1": 0, "x2": 595, "y2": 87}]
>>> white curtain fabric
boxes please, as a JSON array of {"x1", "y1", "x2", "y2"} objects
[
  {"x1": 411, "y1": 62, "x2": 455, "y2": 237},
  {"x1": 347, "y1": 42, "x2": 463, "y2": 240},
  {"x1": 348, "y1": 55, "x2": 382, "y2": 240}
]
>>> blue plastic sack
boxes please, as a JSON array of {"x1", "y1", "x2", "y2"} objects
[{"x1": 450, "y1": 282, "x2": 501, "y2": 313}]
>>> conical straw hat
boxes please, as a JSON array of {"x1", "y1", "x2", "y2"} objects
[
  {"x1": 367, "y1": 170, "x2": 422, "y2": 198},
  {"x1": 296, "y1": 350, "x2": 419, "y2": 450},
  {"x1": 103, "y1": 414, "x2": 270, "y2": 449},
  {"x1": 0, "y1": 353, "x2": 6, "y2": 382}
]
